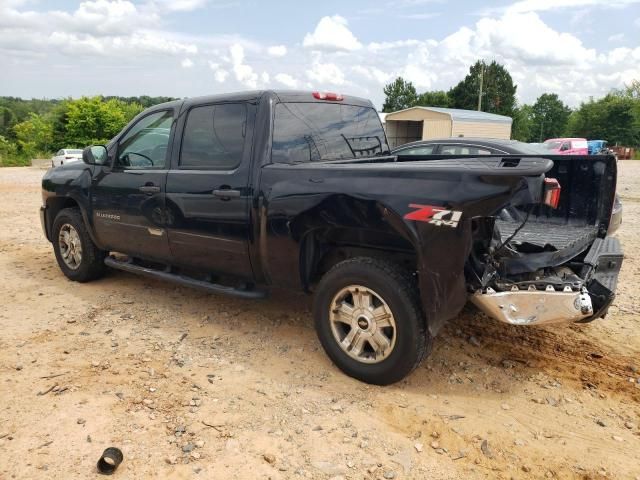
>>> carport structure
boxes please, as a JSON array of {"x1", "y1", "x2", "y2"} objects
[{"x1": 384, "y1": 106, "x2": 512, "y2": 148}]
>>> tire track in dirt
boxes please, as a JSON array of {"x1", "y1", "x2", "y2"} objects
[{"x1": 449, "y1": 310, "x2": 640, "y2": 403}]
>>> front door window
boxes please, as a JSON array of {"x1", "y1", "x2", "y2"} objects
[{"x1": 117, "y1": 111, "x2": 173, "y2": 169}]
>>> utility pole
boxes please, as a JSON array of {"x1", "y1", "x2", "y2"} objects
[{"x1": 477, "y1": 62, "x2": 484, "y2": 111}]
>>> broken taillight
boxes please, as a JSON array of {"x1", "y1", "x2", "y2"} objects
[{"x1": 543, "y1": 178, "x2": 561, "y2": 209}]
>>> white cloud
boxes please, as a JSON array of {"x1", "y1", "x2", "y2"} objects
[
  {"x1": 229, "y1": 43, "x2": 258, "y2": 88},
  {"x1": 261, "y1": 71, "x2": 270, "y2": 83},
  {"x1": 214, "y1": 70, "x2": 229, "y2": 82},
  {"x1": 351, "y1": 65, "x2": 392, "y2": 84},
  {"x1": 401, "y1": 64, "x2": 436, "y2": 89},
  {"x1": 54, "y1": 0, "x2": 159, "y2": 37},
  {"x1": 303, "y1": 15, "x2": 362, "y2": 52},
  {"x1": 367, "y1": 39, "x2": 423, "y2": 53},
  {"x1": 181, "y1": 58, "x2": 194, "y2": 68},
  {"x1": 305, "y1": 60, "x2": 346, "y2": 85},
  {"x1": 208, "y1": 61, "x2": 229, "y2": 82},
  {"x1": 267, "y1": 45, "x2": 287, "y2": 57},
  {"x1": 154, "y1": 0, "x2": 209, "y2": 12},
  {"x1": 274, "y1": 73, "x2": 298, "y2": 88},
  {"x1": 608, "y1": 33, "x2": 625, "y2": 42},
  {"x1": 472, "y1": 12, "x2": 596, "y2": 66}
]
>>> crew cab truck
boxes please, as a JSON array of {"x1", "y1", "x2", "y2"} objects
[{"x1": 40, "y1": 90, "x2": 623, "y2": 385}]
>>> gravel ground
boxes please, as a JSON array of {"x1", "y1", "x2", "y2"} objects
[{"x1": 0, "y1": 163, "x2": 639, "y2": 479}]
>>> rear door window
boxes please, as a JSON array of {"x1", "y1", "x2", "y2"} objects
[
  {"x1": 439, "y1": 144, "x2": 493, "y2": 155},
  {"x1": 180, "y1": 103, "x2": 247, "y2": 169},
  {"x1": 396, "y1": 145, "x2": 436, "y2": 155},
  {"x1": 272, "y1": 102, "x2": 389, "y2": 163}
]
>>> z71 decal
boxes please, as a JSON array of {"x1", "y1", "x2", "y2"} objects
[{"x1": 404, "y1": 204, "x2": 462, "y2": 228}]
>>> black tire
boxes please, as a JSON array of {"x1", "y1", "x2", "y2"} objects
[
  {"x1": 52, "y1": 207, "x2": 106, "y2": 282},
  {"x1": 313, "y1": 257, "x2": 432, "y2": 385}
]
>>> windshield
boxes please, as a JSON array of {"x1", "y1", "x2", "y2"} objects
[
  {"x1": 272, "y1": 102, "x2": 389, "y2": 163},
  {"x1": 543, "y1": 141, "x2": 562, "y2": 150}
]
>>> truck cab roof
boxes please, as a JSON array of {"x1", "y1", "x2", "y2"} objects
[{"x1": 149, "y1": 90, "x2": 375, "y2": 112}]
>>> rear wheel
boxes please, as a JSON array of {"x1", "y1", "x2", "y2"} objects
[
  {"x1": 52, "y1": 208, "x2": 106, "y2": 282},
  {"x1": 313, "y1": 257, "x2": 432, "y2": 385}
]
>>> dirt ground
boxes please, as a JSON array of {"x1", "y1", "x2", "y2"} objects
[{"x1": 0, "y1": 163, "x2": 639, "y2": 480}]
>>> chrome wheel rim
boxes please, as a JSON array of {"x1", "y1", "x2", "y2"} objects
[
  {"x1": 329, "y1": 285, "x2": 397, "y2": 364},
  {"x1": 58, "y1": 224, "x2": 82, "y2": 270}
]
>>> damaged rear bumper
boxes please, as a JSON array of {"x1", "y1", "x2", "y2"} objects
[
  {"x1": 471, "y1": 287, "x2": 593, "y2": 326},
  {"x1": 471, "y1": 235, "x2": 623, "y2": 326}
]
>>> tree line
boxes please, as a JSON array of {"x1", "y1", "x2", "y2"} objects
[
  {"x1": 0, "y1": 96, "x2": 176, "y2": 166},
  {"x1": 382, "y1": 60, "x2": 640, "y2": 147}
]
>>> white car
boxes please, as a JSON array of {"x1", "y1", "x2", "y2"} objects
[{"x1": 51, "y1": 149, "x2": 83, "y2": 167}]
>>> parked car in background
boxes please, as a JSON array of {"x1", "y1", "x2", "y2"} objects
[
  {"x1": 588, "y1": 140, "x2": 608, "y2": 155},
  {"x1": 51, "y1": 149, "x2": 83, "y2": 167},
  {"x1": 543, "y1": 138, "x2": 588, "y2": 155},
  {"x1": 588, "y1": 140, "x2": 618, "y2": 160},
  {"x1": 391, "y1": 137, "x2": 548, "y2": 155},
  {"x1": 391, "y1": 137, "x2": 622, "y2": 234}
]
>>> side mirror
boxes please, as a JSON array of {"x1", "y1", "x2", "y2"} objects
[{"x1": 83, "y1": 145, "x2": 108, "y2": 165}]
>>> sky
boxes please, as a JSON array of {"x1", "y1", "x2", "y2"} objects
[{"x1": 1, "y1": 0, "x2": 639, "y2": 109}]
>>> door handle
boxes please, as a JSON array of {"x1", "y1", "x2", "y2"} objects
[
  {"x1": 139, "y1": 185, "x2": 160, "y2": 194},
  {"x1": 213, "y1": 189, "x2": 241, "y2": 198}
]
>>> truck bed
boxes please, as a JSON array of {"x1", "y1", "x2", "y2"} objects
[{"x1": 495, "y1": 220, "x2": 598, "y2": 250}]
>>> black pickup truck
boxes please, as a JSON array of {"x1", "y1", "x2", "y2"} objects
[{"x1": 40, "y1": 90, "x2": 623, "y2": 385}]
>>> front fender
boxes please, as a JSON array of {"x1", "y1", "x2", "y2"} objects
[{"x1": 42, "y1": 164, "x2": 104, "y2": 249}]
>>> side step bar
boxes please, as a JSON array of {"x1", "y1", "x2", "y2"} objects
[{"x1": 104, "y1": 256, "x2": 267, "y2": 299}]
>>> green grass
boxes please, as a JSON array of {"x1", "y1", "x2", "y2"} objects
[
  {"x1": 0, "y1": 156, "x2": 32, "y2": 167},
  {"x1": 0, "y1": 151, "x2": 53, "y2": 167}
]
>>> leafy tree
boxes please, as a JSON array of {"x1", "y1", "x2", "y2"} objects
[
  {"x1": 511, "y1": 104, "x2": 533, "y2": 142},
  {"x1": 614, "y1": 80, "x2": 640, "y2": 144},
  {"x1": 530, "y1": 93, "x2": 571, "y2": 142},
  {"x1": 0, "y1": 107, "x2": 17, "y2": 139},
  {"x1": 382, "y1": 77, "x2": 418, "y2": 112},
  {"x1": 13, "y1": 113, "x2": 53, "y2": 157},
  {"x1": 0, "y1": 135, "x2": 18, "y2": 165},
  {"x1": 104, "y1": 95, "x2": 178, "y2": 108},
  {"x1": 0, "y1": 95, "x2": 165, "y2": 165},
  {"x1": 64, "y1": 96, "x2": 142, "y2": 146},
  {"x1": 448, "y1": 60, "x2": 517, "y2": 116},
  {"x1": 50, "y1": 100, "x2": 71, "y2": 151},
  {"x1": 566, "y1": 94, "x2": 639, "y2": 146},
  {"x1": 416, "y1": 90, "x2": 451, "y2": 107},
  {"x1": 614, "y1": 79, "x2": 640, "y2": 99}
]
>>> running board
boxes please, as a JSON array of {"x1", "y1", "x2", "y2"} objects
[{"x1": 104, "y1": 256, "x2": 267, "y2": 299}]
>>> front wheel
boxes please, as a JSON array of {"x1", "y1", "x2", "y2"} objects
[
  {"x1": 52, "y1": 207, "x2": 106, "y2": 282},
  {"x1": 313, "y1": 257, "x2": 432, "y2": 385}
]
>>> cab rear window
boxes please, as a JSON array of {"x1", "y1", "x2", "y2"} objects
[{"x1": 271, "y1": 103, "x2": 389, "y2": 163}]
